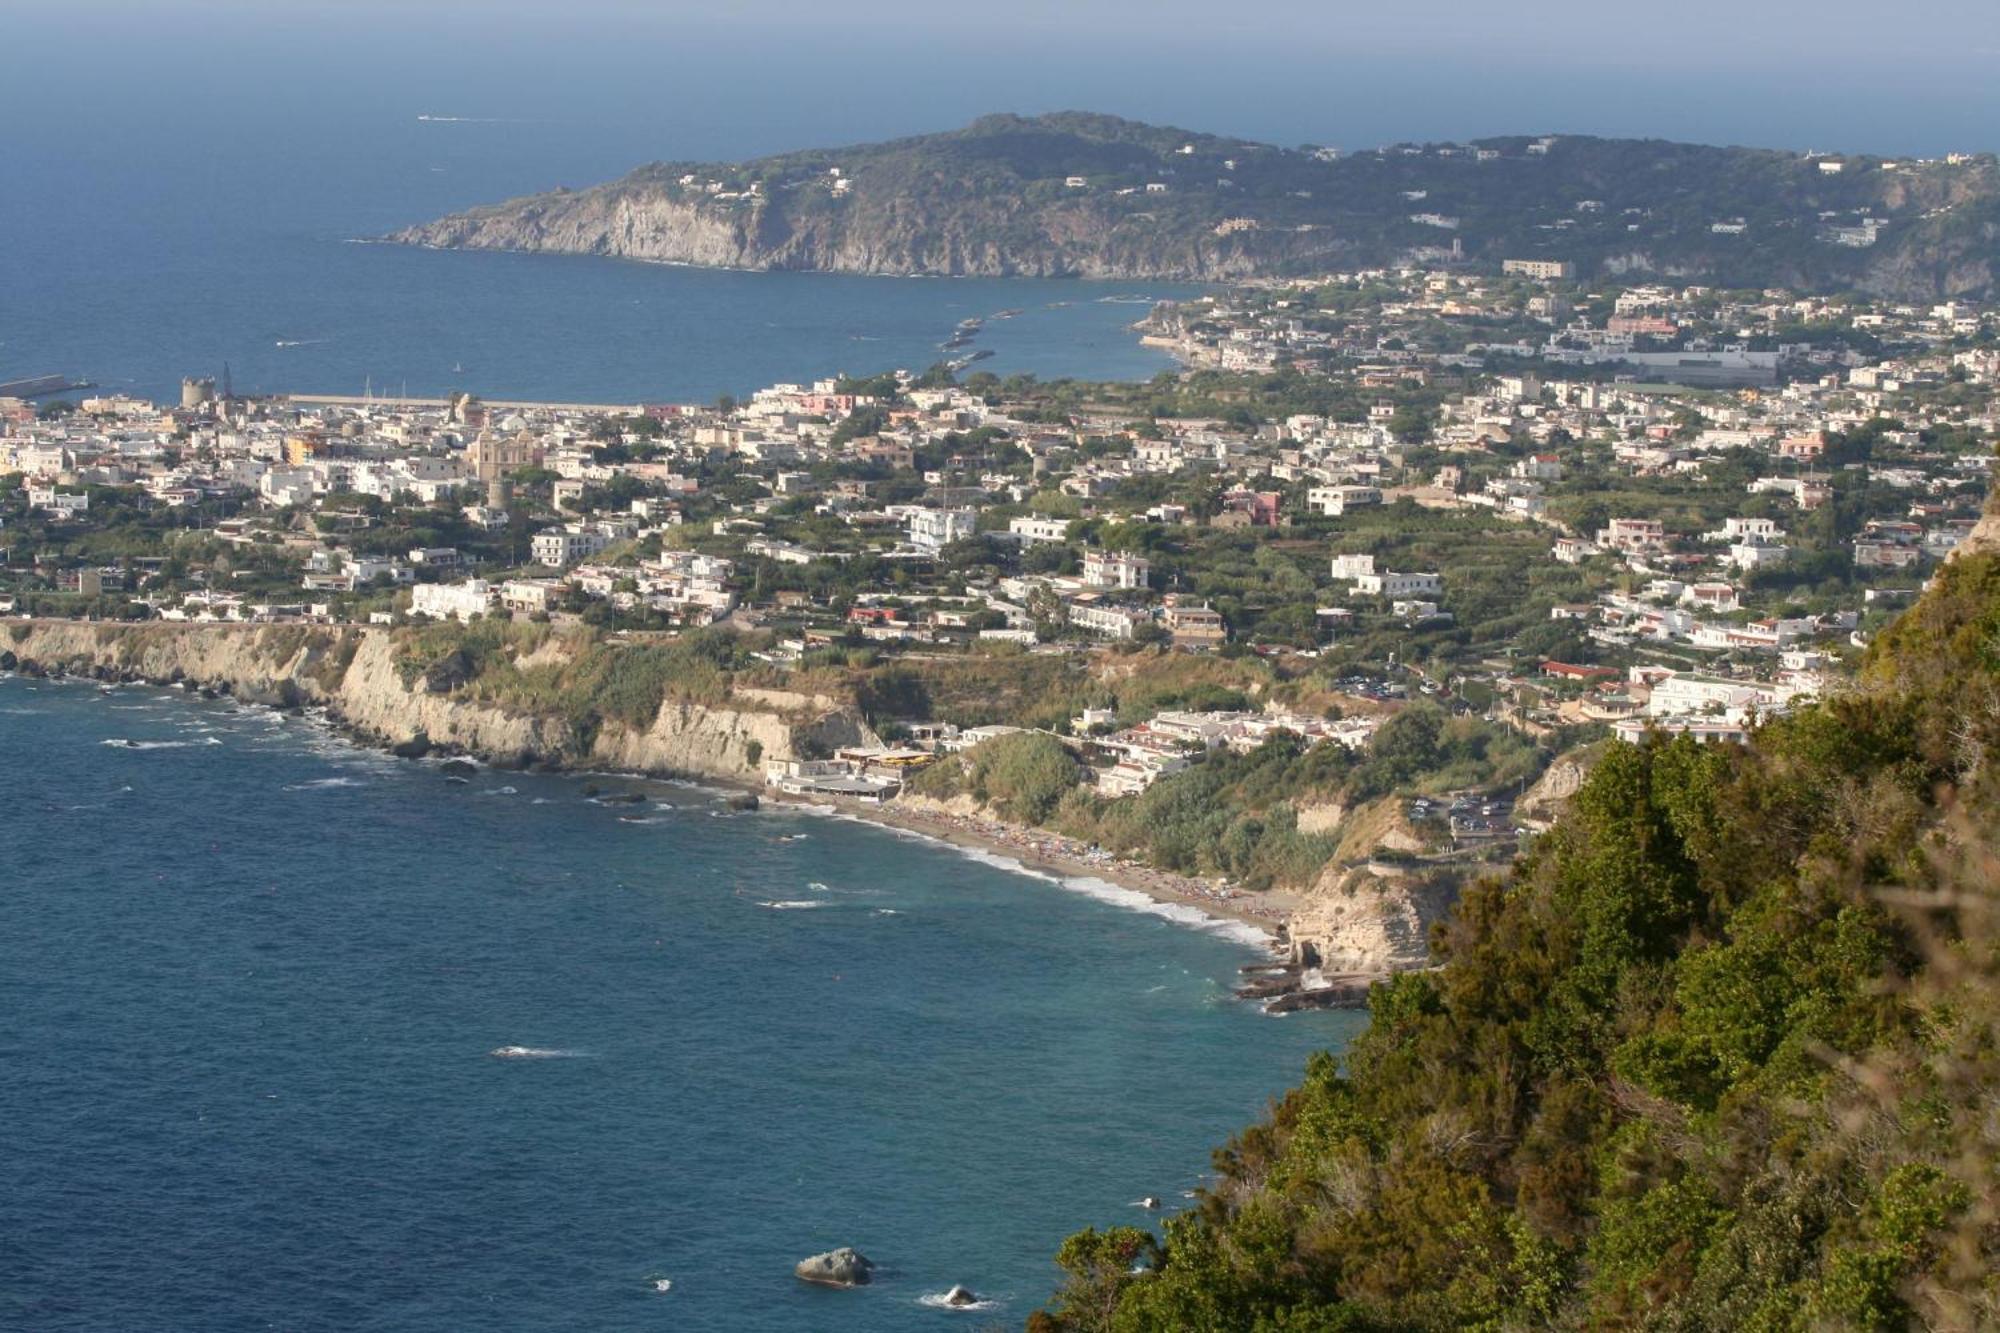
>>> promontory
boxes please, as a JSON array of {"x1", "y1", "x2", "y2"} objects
[{"x1": 389, "y1": 111, "x2": 2000, "y2": 297}]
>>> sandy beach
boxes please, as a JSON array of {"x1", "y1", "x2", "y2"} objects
[{"x1": 768, "y1": 790, "x2": 1295, "y2": 943}]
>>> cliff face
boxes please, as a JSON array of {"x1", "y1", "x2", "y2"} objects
[
  {"x1": 0, "y1": 622, "x2": 871, "y2": 784},
  {"x1": 1287, "y1": 864, "x2": 1456, "y2": 973},
  {"x1": 391, "y1": 178, "x2": 1318, "y2": 280}
]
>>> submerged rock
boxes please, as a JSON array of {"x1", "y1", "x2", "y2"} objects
[
  {"x1": 727, "y1": 792, "x2": 760, "y2": 812},
  {"x1": 439, "y1": 759, "x2": 478, "y2": 778},
  {"x1": 944, "y1": 1284, "x2": 980, "y2": 1307},
  {"x1": 795, "y1": 1247, "x2": 873, "y2": 1287}
]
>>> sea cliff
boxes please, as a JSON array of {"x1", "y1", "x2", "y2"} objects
[
  {"x1": 2, "y1": 619, "x2": 1541, "y2": 989},
  {"x1": 0, "y1": 621, "x2": 872, "y2": 784}
]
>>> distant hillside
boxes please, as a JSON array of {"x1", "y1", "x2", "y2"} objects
[{"x1": 391, "y1": 112, "x2": 2000, "y2": 297}]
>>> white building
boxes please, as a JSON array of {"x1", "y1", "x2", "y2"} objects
[
  {"x1": 907, "y1": 507, "x2": 977, "y2": 551},
  {"x1": 1355, "y1": 571, "x2": 1442, "y2": 598},
  {"x1": 1726, "y1": 539, "x2": 1790, "y2": 571},
  {"x1": 1067, "y1": 600, "x2": 1147, "y2": 640},
  {"x1": 410, "y1": 580, "x2": 495, "y2": 622},
  {"x1": 1329, "y1": 552, "x2": 1377, "y2": 581},
  {"x1": 1307, "y1": 484, "x2": 1383, "y2": 516},
  {"x1": 499, "y1": 578, "x2": 562, "y2": 614},
  {"x1": 27, "y1": 487, "x2": 89, "y2": 516},
  {"x1": 1552, "y1": 537, "x2": 1600, "y2": 564},
  {"x1": 1082, "y1": 549, "x2": 1151, "y2": 590},
  {"x1": 1705, "y1": 516, "x2": 1783, "y2": 544},
  {"x1": 1647, "y1": 673, "x2": 1785, "y2": 723},
  {"x1": 1008, "y1": 515, "x2": 1072, "y2": 545},
  {"x1": 532, "y1": 526, "x2": 614, "y2": 567}
]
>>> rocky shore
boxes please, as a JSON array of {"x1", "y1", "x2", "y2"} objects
[
  {"x1": 5, "y1": 620, "x2": 1431, "y2": 1012},
  {"x1": 3, "y1": 622, "x2": 1309, "y2": 969}
]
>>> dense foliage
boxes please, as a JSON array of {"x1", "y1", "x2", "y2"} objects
[{"x1": 1034, "y1": 547, "x2": 2000, "y2": 1330}]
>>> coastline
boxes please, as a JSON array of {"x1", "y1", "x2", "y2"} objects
[
  {"x1": 2, "y1": 656, "x2": 1295, "y2": 956},
  {"x1": 824, "y1": 797, "x2": 1292, "y2": 942}
]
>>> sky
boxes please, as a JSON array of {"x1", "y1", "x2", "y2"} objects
[{"x1": 5, "y1": 0, "x2": 1998, "y2": 161}]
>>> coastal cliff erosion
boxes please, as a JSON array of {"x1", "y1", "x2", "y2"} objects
[
  {"x1": 388, "y1": 179, "x2": 1297, "y2": 281},
  {"x1": 0, "y1": 621, "x2": 873, "y2": 784}
]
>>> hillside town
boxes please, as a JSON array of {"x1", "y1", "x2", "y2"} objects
[{"x1": 4, "y1": 267, "x2": 1994, "y2": 818}]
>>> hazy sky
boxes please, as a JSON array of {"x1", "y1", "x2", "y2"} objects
[{"x1": 9, "y1": 0, "x2": 1999, "y2": 158}]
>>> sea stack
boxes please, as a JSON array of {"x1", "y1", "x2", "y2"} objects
[{"x1": 795, "y1": 1247, "x2": 873, "y2": 1287}]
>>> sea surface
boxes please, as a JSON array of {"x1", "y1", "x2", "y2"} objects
[
  {"x1": 0, "y1": 71, "x2": 1195, "y2": 408},
  {"x1": 0, "y1": 675, "x2": 1357, "y2": 1331}
]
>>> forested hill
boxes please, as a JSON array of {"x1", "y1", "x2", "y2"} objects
[
  {"x1": 392, "y1": 112, "x2": 2000, "y2": 297},
  {"x1": 1029, "y1": 503, "x2": 2000, "y2": 1329}
]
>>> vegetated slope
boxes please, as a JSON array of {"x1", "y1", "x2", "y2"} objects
[
  {"x1": 391, "y1": 112, "x2": 2000, "y2": 297},
  {"x1": 1031, "y1": 524, "x2": 2000, "y2": 1328}
]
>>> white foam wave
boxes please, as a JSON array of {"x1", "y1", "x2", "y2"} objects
[
  {"x1": 488, "y1": 1045, "x2": 580, "y2": 1059},
  {"x1": 806, "y1": 809, "x2": 1272, "y2": 948},
  {"x1": 917, "y1": 1292, "x2": 1005, "y2": 1312},
  {"x1": 759, "y1": 900, "x2": 826, "y2": 910},
  {"x1": 282, "y1": 776, "x2": 363, "y2": 791},
  {"x1": 100, "y1": 738, "x2": 207, "y2": 751}
]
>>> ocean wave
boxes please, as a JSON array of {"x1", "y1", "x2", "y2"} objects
[
  {"x1": 917, "y1": 1291, "x2": 1006, "y2": 1312},
  {"x1": 100, "y1": 737, "x2": 220, "y2": 751},
  {"x1": 282, "y1": 776, "x2": 364, "y2": 791},
  {"x1": 806, "y1": 809, "x2": 1271, "y2": 948},
  {"x1": 642, "y1": 776, "x2": 738, "y2": 800},
  {"x1": 488, "y1": 1045, "x2": 580, "y2": 1059},
  {"x1": 479, "y1": 786, "x2": 519, "y2": 796},
  {"x1": 758, "y1": 900, "x2": 826, "y2": 910}
]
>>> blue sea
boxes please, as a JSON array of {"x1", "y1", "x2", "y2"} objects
[
  {"x1": 0, "y1": 28, "x2": 1195, "y2": 408},
  {"x1": 0, "y1": 675, "x2": 1356, "y2": 1330}
]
